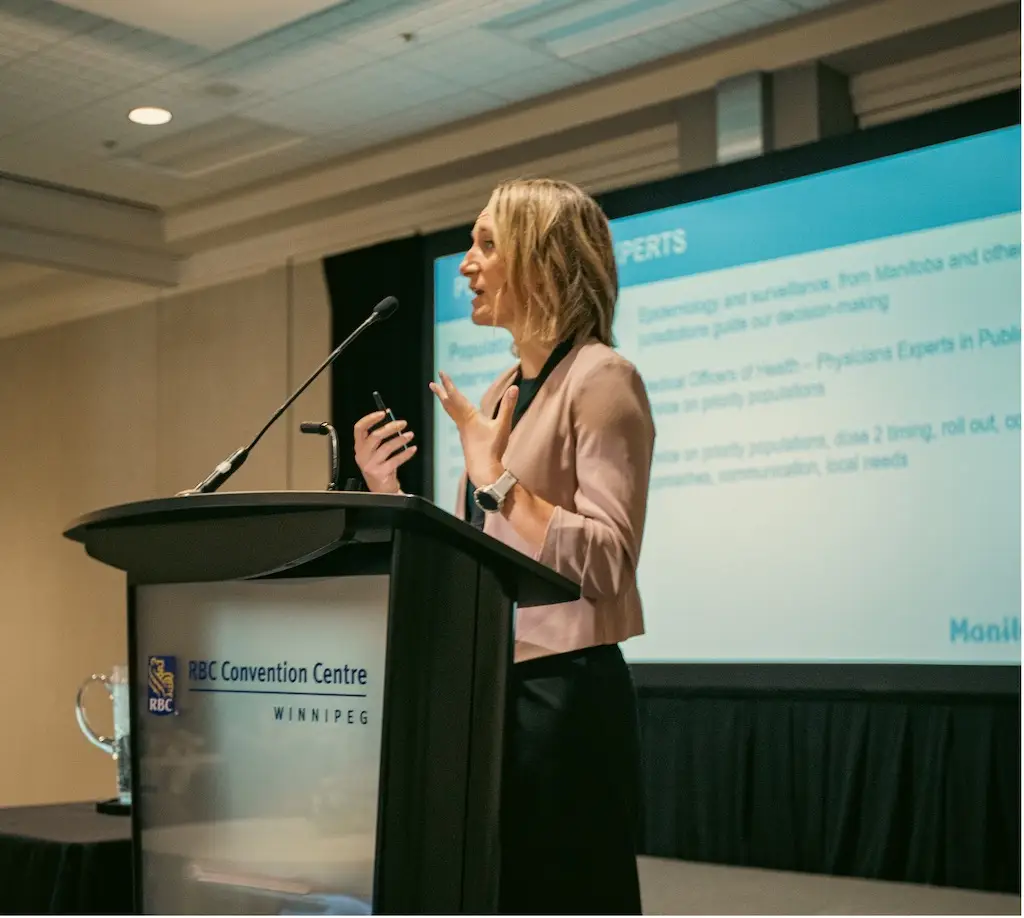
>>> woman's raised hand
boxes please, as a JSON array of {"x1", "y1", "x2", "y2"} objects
[
  {"x1": 352, "y1": 410, "x2": 416, "y2": 494},
  {"x1": 430, "y1": 371, "x2": 517, "y2": 488}
]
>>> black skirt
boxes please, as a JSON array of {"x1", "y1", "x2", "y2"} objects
[{"x1": 498, "y1": 642, "x2": 643, "y2": 915}]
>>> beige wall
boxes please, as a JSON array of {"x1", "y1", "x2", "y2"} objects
[{"x1": 0, "y1": 260, "x2": 331, "y2": 806}]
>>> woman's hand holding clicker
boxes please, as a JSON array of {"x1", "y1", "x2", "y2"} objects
[{"x1": 352, "y1": 411, "x2": 416, "y2": 493}]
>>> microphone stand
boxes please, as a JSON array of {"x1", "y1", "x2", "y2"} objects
[{"x1": 180, "y1": 299, "x2": 396, "y2": 495}]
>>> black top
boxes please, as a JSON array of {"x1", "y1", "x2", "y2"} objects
[{"x1": 465, "y1": 340, "x2": 574, "y2": 529}]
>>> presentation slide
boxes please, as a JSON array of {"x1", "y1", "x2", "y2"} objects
[{"x1": 433, "y1": 126, "x2": 1021, "y2": 666}]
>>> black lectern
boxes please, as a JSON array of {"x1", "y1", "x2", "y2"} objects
[{"x1": 64, "y1": 491, "x2": 578, "y2": 915}]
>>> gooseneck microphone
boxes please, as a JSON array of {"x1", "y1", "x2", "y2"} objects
[{"x1": 181, "y1": 295, "x2": 399, "y2": 495}]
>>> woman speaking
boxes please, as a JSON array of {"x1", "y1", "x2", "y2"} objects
[{"x1": 353, "y1": 178, "x2": 655, "y2": 914}]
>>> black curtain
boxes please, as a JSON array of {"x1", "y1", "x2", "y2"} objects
[
  {"x1": 637, "y1": 689, "x2": 1020, "y2": 894},
  {"x1": 321, "y1": 241, "x2": 1020, "y2": 898},
  {"x1": 322, "y1": 234, "x2": 430, "y2": 497}
]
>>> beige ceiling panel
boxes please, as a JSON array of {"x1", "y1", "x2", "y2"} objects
[
  {"x1": 0, "y1": 0, "x2": 95, "y2": 59},
  {"x1": 489, "y1": 0, "x2": 640, "y2": 41},
  {"x1": 0, "y1": 55, "x2": 117, "y2": 132},
  {"x1": 243, "y1": 59, "x2": 470, "y2": 137},
  {"x1": 0, "y1": 57, "x2": 304, "y2": 203},
  {"x1": 348, "y1": 89, "x2": 510, "y2": 151},
  {"x1": 317, "y1": 0, "x2": 487, "y2": 51},
  {"x1": 164, "y1": 0, "x2": 1003, "y2": 240},
  {"x1": 0, "y1": 0, "x2": 1008, "y2": 234},
  {"x1": 566, "y1": 34, "x2": 675, "y2": 75},
  {"x1": 482, "y1": 62, "x2": 598, "y2": 104},
  {"x1": 395, "y1": 27, "x2": 594, "y2": 84},
  {"x1": 400, "y1": 0, "x2": 525, "y2": 42},
  {"x1": 712, "y1": 0, "x2": 802, "y2": 33},
  {"x1": 620, "y1": 17, "x2": 716, "y2": 58},
  {"x1": 537, "y1": 0, "x2": 736, "y2": 58},
  {"x1": 55, "y1": 0, "x2": 351, "y2": 52},
  {"x1": 0, "y1": 0, "x2": 859, "y2": 208},
  {"x1": 113, "y1": 117, "x2": 308, "y2": 178},
  {"x1": 213, "y1": 38, "x2": 375, "y2": 95}
]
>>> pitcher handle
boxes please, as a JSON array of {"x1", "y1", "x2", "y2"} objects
[{"x1": 75, "y1": 673, "x2": 115, "y2": 755}]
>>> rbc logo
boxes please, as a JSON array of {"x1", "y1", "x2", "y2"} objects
[{"x1": 147, "y1": 656, "x2": 177, "y2": 716}]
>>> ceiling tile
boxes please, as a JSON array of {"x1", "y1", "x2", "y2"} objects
[
  {"x1": 714, "y1": 0, "x2": 787, "y2": 32},
  {"x1": 636, "y1": 17, "x2": 708, "y2": 56},
  {"x1": 212, "y1": 38, "x2": 374, "y2": 94},
  {"x1": 564, "y1": 33, "x2": 671, "y2": 74},
  {"x1": 352, "y1": 88, "x2": 507, "y2": 147},
  {"x1": 240, "y1": 59, "x2": 462, "y2": 134},
  {"x1": 485, "y1": 0, "x2": 621, "y2": 40},
  {"x1": 494, "y1": 0, "x2": 737, "y2": 55},
  {"x1": 396, "y1": 0, "x2": 540, "y2": 40},
  {"x1": 396, "y1": 28, "x2": 569, "y2": 84},
  {"x1": 298, "y1": 0, "x2": 425, "y2": 39},
  {"x1": 0, "y1": 57, "x2": 110, "y2": 120},
  {"x1": 746, "y1": 0, "x2": 801, "y2": 17},
  {"x1": 481, "y1": 59, "x2": 595, "y2": 103},
  {"x1": 0, "y1": 0, "x2": 850, "y2": 207},
  {"x1": 0, "y1": 0, "x2": 99, "y2": 50},
  {"x1": 315, "y1": 0, "x2": 438, "y2": 48},
  {"x1": 683, "y1": 8, "x2": 733, "y2": 41},
  {"x1": 652, "y1": 15, "x2": 722, "y2": 49},
  {"x1": 55, "y1": 0, "x2": 348, "y2": 52},
  {"x1": 0, "y1": 68, "x2": 265, "y2": 157}
]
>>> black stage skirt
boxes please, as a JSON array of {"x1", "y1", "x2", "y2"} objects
[{"x1": 499, "y1": 642, "x2": 643, "y2": 915}]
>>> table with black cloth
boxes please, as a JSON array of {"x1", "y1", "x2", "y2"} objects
[{"x1": 0, "y1": 802, "x2": 132, "y2": 914}]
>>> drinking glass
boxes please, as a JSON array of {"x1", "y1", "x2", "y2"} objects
[{"x1": 75, "y1": 664, "x2": 131, "y2": 806}]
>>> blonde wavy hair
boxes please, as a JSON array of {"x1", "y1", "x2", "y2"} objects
[{"x1": 487, "y1": 178, "x2": 617, "y2": 348}]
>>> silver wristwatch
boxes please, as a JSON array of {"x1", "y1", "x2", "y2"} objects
[{"x1": 473, "y1": 469, "x2": 518, "y2": 513}]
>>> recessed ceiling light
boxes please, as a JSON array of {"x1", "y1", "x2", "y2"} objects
[{"x1": 128, "y1": 106, "x2": 172, "y2": 126}]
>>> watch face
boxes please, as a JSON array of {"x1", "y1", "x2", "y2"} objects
[{"x1": 475, "y1": 489, "x2": 499, "y2": 512}]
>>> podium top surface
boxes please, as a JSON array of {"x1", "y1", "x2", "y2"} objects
[{"x1": 63, "y1": 490, "x2": 579, "y2": 607}]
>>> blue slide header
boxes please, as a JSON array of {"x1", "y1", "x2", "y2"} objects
[{"x1": 435, "y1": 125, "x2": 1021, "y2": 323}]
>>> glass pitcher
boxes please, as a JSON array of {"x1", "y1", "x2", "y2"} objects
[{"x1": 75, "y1": 665, "x2": 131, "y2": 806}]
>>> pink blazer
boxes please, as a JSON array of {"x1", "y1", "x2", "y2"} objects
[{"x1": 454, "y1": 340, "x2": 656, "y2": 663}]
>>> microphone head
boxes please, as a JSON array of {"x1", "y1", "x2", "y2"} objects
[{"x1": 372, "y1": 296, "x2": 399, "y2": 320}]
